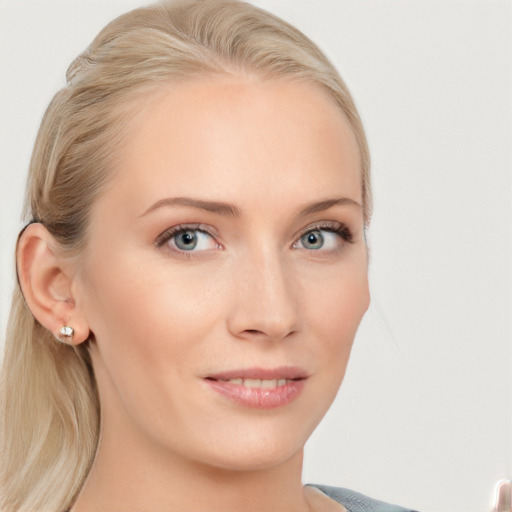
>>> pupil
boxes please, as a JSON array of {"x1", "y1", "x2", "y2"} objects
[
  {"x1": 175, "y1": 230, "x2": 198, "y2": 250},
  {"x1": 182, "y1": 233, "x2": 194, "y2": 245},
  {"x1": 302, "y1": 230, "x2": 323, "y2": 249}
]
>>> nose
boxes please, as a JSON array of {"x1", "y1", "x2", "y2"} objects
[{"x1": 226, "y1": 248, "x2": 301, "y2": 342}]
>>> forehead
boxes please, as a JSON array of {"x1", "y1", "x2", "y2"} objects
[{"x1": 98, "y1": 77, "x2": 362, "y2": 217}]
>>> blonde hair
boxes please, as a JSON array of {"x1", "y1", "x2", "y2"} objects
[{"x1": 0, "y1": 1, "x2": 371, "y2": 510}]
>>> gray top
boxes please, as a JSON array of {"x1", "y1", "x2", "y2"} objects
[{"x1": 309, "y1": 484, "x2": 419, "y2": 512}]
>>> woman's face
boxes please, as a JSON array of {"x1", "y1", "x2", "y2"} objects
[{"x1": 75, "y1": 77, "x2": 369, "y2": 471}]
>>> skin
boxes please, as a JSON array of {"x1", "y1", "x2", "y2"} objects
[{"x1": 21, "y1": 77, "x2": 369, "y2": 512}]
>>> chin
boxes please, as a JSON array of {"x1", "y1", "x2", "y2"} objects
[
  {"x1": 181, "y1": 416, "x2": 314, "y2": 474},
  {"x1": 199, "y1": 443, "x2": 303, "y2": 474}
]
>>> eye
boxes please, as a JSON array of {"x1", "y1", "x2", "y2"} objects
[
  {"x1": 156, "y1": 225, "x2": 219, "y2": 253},
  {"x1": 293, "y1": 223, "x2": 353, "y2": 251}
]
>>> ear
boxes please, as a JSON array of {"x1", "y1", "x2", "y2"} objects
[{"x1": 17, "y1": 223, "x2": 89, "y2": 345}]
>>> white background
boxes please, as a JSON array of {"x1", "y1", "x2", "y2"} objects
[{"x1": 0, "y1": 1, "x2": 511, "y2": 511}]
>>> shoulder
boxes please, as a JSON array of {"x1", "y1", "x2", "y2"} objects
[{"x1": 307, "y1": 484, "x2": 419, "y2": 512}]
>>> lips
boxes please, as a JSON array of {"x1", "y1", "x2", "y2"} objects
[{"x1": 203, "y1": 366, "x2": 308, "y2": 409}]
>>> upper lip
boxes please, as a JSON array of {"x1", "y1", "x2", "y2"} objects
[{"x1": 205, "y1": 366, "x2": 309, "y2": 381}]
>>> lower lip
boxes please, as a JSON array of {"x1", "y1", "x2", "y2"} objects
[{"x1": 204, "y1": 379, "x2": 305, "y2": 409}]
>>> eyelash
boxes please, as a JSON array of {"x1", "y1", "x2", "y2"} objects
[
  {"x1": 155, "y1": 223, "x2": 216, "y2": 251},
  {"x1": 155, "y1": 221, "x2": 354, "y2": 254},
  {"x1": 300, "y1": 222, "x2": 354, "y2": 245}
]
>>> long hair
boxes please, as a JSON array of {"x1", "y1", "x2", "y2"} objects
[{"x1": 0, "y1": 1, "x2": 371, "y2": 510}]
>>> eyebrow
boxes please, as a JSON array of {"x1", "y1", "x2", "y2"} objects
[
  {"x1": 298, "y1": 197, "x2": 362, "y2": 216},
  {"x1": 139, "y1": 196, "x2": 361, "y2": 218},
  {"x1": 140, "y1": 197, "x2": 242, "y2": 218}
]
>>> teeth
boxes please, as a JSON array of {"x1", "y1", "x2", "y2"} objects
[
  {"x1": 244, "y1": 378, "x2": 264, "y2": 388},
  {"x1": 224, "y1": 378, "x2": 290, "y2": 388}
]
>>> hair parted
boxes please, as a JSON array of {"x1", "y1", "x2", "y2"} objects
[{"x1": 0, "y1": 1, "x2": 371, "y2": 510}]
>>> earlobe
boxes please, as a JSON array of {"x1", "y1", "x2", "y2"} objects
[{"x1": 16, "y1": 223, "x2": 89, "y2": 345}]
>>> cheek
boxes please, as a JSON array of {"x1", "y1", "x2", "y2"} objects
[
  {"x1": 290, "y1": 258, "x2": 369, "y2": 438},
  {"x1": 78, "y1": 256, "x2": 228, "y2": 382},
  {"x1": 77, "y1": 257, "x2": 233, "y2": 437},
  {"x1": 308, "y1": 253, "x2": 369, "y2": 325},
  {"x1": 306, "y1": 256, "x2": 369, "y2": 368}
]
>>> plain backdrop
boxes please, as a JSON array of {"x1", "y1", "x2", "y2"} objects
[{"x1": 0, "y1": 1, "x2": 511, "y2": 511}]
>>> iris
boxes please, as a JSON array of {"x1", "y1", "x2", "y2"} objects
[
  {"x1": 301, "y1": 230, "x2": 324, "y2": 250},
  {"x1": 174, "y1": 230, "x2": 198, "y2": 250}
]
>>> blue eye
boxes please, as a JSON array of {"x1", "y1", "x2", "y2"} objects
[
  {"x1": 174, "y1": 230, "x2": 200, "y2": 250},
  {"x1": 300, "y1": 230, "x2": 325, "y2": 250},
  {"x1": 157, "y1": 226, "x2": 218, "y2": 253},
  {"x1": 295, "y1": 224, "x2": 353, "y2": 251}
]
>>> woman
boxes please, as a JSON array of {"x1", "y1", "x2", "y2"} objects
[{"x1": 0, "y1": 1, "x2": 417, "y2": 511}]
